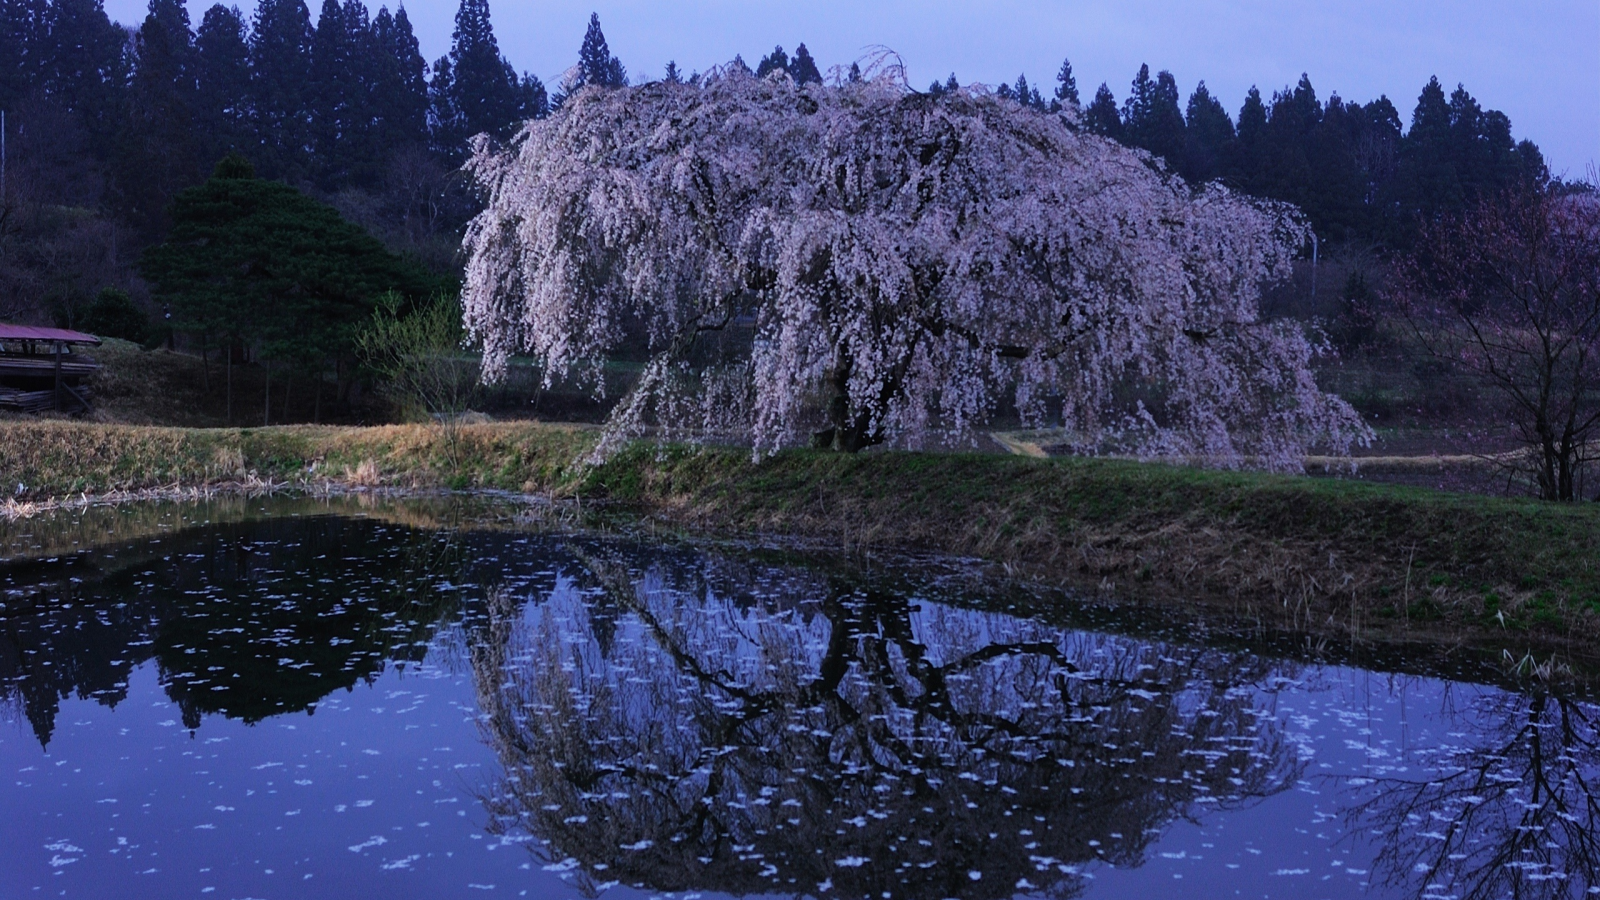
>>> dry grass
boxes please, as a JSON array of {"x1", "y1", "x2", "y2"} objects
[
  {"x1": 580, "y1": 444, "x2": 1600, "y2": 656},
  {"x1": 3, "y1": 419, "x2": 1598, "y2": 658},
  {"x1": 0, "y1": 420, "x2": 598, "y2": 500}
]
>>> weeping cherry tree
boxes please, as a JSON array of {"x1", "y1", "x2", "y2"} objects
[{"x1": 462, "y1": 63, "x2": 1368, "y2": 468}]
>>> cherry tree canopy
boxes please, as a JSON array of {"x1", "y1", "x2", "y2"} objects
[{"x1": 462, "y1": 66, "x2": 1368, "y2": 468}]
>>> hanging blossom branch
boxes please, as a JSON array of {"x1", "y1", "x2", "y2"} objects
[{"x1": 462, "y1": 63, "x2": 1369, "y2": 469}]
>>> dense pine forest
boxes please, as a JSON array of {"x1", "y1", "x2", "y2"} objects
[{"x1": 0, "y1": 0, "x2": 1568, "y2": 383}]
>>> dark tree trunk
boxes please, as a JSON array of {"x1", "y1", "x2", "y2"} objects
[{"x1": 810, "y1": 355, "x2": 884, "y2": 452}]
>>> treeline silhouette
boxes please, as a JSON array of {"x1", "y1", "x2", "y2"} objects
[
  {"x1": 953, "y1": 60, "x2": 1552, "y2": 246},
  {"x1": 0, "y1": 0, "x2": 1562, "y2": 332}
]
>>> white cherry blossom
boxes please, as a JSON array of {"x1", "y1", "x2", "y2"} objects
[{"x1": 462, "y1": 66, "x2": 1368, "y2": 468}]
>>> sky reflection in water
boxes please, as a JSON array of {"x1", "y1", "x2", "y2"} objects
[{"x1": 0, "y1": 501, "x2": 1594, "y2": 899}]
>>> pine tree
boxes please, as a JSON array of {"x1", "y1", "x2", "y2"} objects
[
  {"x1": 250, "y1": 0, "x2": 314, "y2": 180},
  {"x1": 1084, "y1": 83, "x2": 1122, "y2": 140},
  {"x1": 662, "y1": 60, "x2": 682, "y2": 84},
  {"x1": 194, "y1": 4, "x2": 251, "y2": 164},
  {"x1": 575, "y1": 12, "x2": 625, "y2": 89},
  {"x1": 789, "y1": 43, "x2": 821, "y2": 85},
  {"x1": 755, "y1": 44, "x2": 788, "y2": 79},
  {"x1": 1053, "y1": 57, "x2": 1078, "y2": 108},
  {"x1": 1182, "y1": 81, "x2": 1232, "y2": 183}
]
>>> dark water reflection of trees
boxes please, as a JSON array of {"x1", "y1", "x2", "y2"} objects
[
  {"x1": 1351, "y1": 689, "x2": 1600, "y2": 900},
  {"x1": 0, "y1": 514, "x2": 463, "y2": 743},
  {"x1": 1, "y1": 505, "x2": 1595, "y2": 898},
  {"x1": 468, "y1": 550, "x2": 1304, "y2": 899}
]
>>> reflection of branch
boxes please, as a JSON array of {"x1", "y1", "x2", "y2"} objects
[
  {"x1": 470, "y1": 546, "x2": 1302, "y2": 899},
  {"x1": 1351, "y1": 691, "x2": 1600, "y2": 900}
]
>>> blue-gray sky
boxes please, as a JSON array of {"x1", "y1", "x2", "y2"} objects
[{"x1": 112, "y1": 0, "x2": 1598, "y2": 176}]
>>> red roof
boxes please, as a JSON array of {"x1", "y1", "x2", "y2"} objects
[{"x1": 0, "y1": 325, "x2": 103, "y2": 345}]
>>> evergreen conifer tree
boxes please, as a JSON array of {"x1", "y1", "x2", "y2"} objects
[
  {"x1": 1122, "y1": 66, "x2": 1184, "y2": 164},
  {"x1": 249, "y1": 0, "x2": 314, "y2": 180},
  {"x1": 662, "y1": 60, "x2": 682, "y2": 83},
  {"x1": 1085, "y1": 83, "x2": 1122, "y2": 140},
  {"x1": 789, "y1": 43, "x2": 821, "y2": 85},
  {"x1": 1121, "y1": 64, "x2": 1154, "y2": 136},
  {"x1": 441, "y1": 0, "x2": 534, "y2": 148},
  {"x1": 755, "y1": 44, "x2": 788, "y2": 79},
  {"x1": 427, "y1": 53, "x2": 459, "y2": 155},
  {"x1": 1181, "y1": 81, "x2": 1232, "y2": 183},
  {"x1": 119, "y1": 0, "x2": 200, "y2": 236},
  {"x1": 0, "y1": 0, "x2": 50, "y2": 110},
  {"x1": 1054, "y1": 57, "x2": 1078, "y2": 108},
  {"x1": 575, "y1": 12, "x2": 625, "y2": 89},
  {"x1": 310, "y1": 0, "x2": 356, "y2": 186},
  {"x1": 370, "y1": 6, "x2": 430, "y2": 154},
  {"x1": 194, "y1": 4, "x2": 251, "y2": 164},
  {"x1": 41, "y1": 0, "x2": 128, "y2": 146},
  {"x1": 1228, "y1": 86, "x2": 1267, "y2": 189},
  {"x1": 1395, "y1": 76, "x2": 1461, "y2": 221}
]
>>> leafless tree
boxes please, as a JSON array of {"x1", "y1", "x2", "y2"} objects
[{"x1": 1393, "y1": 185, "x2": 1600, "y2": 500}]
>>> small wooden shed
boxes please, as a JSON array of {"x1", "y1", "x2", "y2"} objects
[{"x1": 0, "y1": 325, "x2": 102, "y2": 413}]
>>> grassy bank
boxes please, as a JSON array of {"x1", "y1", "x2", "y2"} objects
[{"x1": 3, "y1": 419, "x2": 1598, "y2": 658}]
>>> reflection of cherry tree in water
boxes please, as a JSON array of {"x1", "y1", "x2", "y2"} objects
[
  {"x1": 1352, "y1": 690, "x2": 1600, "y2": 899},
  {"x1": 469, "y1": 552, "x2": 1302, "y2": 898}
]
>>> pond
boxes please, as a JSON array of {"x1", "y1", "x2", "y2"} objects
[{"x1": 0, "y1": 498, "x2": 1595, "y2": 899}]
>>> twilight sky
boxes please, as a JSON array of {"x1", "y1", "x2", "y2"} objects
[{"x1": 111, "y1": 0, "x2": 1598, "y2": 176}]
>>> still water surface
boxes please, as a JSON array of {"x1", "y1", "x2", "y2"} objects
[{"x1": 0, "y1": 499, "x2": 1594, "y2": 899}]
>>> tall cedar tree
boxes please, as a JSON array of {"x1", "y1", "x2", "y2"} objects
[
  {"x1": 432, "y1": 0, "x2": 542, "y2": 158},
  {"x1": 370, "y1": 6, "x2": 429, "y2": 154},
  {"x1": 789, "y1": 43, "x2": 821, "y2": 85},
  {"x1": 1229, "y1": 86, "x2": 1268, "y2": 191},
  {"x1": 1054, "y1": 57, "x2": 1078, "y2": 108},
  {"x1": 249, "y1": 0, "x2": 313, "y2": 180},
  {"x1": 41, "y1": 0, "x2": 127, "y2": 149},
  {"x1": 754, "y1": 45, "x2": 788, "y2": 78},
  {"x1": 1182, "y1": 81, "x2": 1232, "y2": 184},
  {"x1": 0, "y1": 0, "x2": 50, "y2": 109},
  {"x1": 119, "y1": 0, "x2": 199, "y2": 239},
  {"x1": 140, "y1": 154, "x2": 437, "y2": 415},
  {"x1": 1085, "y1": 83, "x2": 1122, "y2": 140},
  {"x1": 194, "y1": 4, "x2": 252, "y2": 166},
  {"x1": 575, "y1": 12, "x2": 625, "y2": 89},
  {"x1": 1122, "y1": 65, "x2": 1185, "y2": 166}
]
